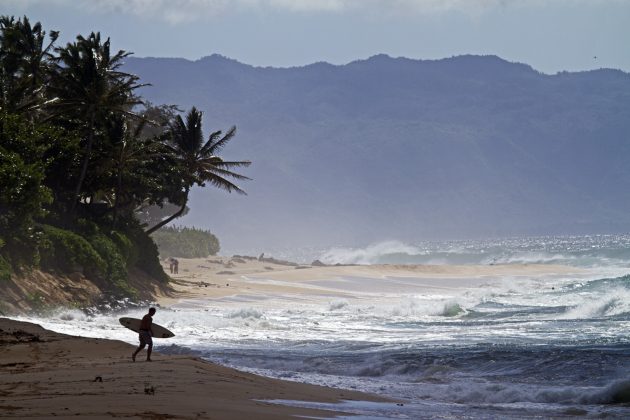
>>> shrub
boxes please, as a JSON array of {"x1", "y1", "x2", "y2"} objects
[
  {"x1": 39, "y1": 225, "x2": 106, "y2": 275},
  {"x1": 152, "y1": 226, "x2": 220, "y2": 258},
  {"x1": 110, "y1": 230, "x2": 137, "y2": 266},
  {"x1": 0, "y1": 255, "x2": 11, "y2": 282},
  {"x1": 38, "y1": 225, "x2": 141, "y2": 297},
  {"x1": 127, "y1": 226, "x2": 168, "y2": 283},
  {"x1": 90, "y1": 233, "x2": 137, "y2": 298}
]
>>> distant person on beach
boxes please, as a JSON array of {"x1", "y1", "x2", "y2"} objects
[
  {"x1": 173, "y1": 258, "x2": 179, "y2": 274},
  {"x1": 168, "y1": 258, "x2": 174, "y2": 274},
  {"x1": 132, "y1": 307, "x2": 156, "y2": 362}
]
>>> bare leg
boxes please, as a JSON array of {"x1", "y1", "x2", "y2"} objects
[
  {"x1": 146, "y1": 343, "x2": 153, "y2": 361},
  {"x1": 132, "y1": 343, "x2": 145, "y2": 362}
]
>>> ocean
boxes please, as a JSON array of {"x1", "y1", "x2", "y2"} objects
[{"x1": 15, "y1": 235, "x2": 630, "y2": 418}]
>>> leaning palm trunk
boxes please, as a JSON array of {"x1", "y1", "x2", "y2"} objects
[
  {"x1": 145, "y1": 188, "x2": 189, "y2": 235},
  {"x1": 71, "y1": 111, "x2": 95, "y2": 213},
  {"x1": 111, "y1": 163, "x2": 123, "y2": 228}
]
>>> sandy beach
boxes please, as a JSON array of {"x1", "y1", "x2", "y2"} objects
[
  {"x1": 159, "y1": 256, "x2": 584, "y2": 305},
  {"x1": 0, "y1": 317, "x2": 387, "y2": 419}
]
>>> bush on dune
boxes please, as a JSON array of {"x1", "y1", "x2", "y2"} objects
[
  {"x1": 152, "y1": 226, "x2": 220, "y2": 258},
  {"x1": 39, "y1": 225, "x2": 106, "y2": 275},
  {"x1": 39, "y1": 225, "x2": 139, "y2": 297}
]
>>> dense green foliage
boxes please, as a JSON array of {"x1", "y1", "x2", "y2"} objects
[
  {"x1": 0, "y1": 16, "x2": 249, "y2": 298},
  {"x1": 39, "y1": 224, "x2": 106, "y2": 274},
  {"x1": 152, "y1": 226, "x2": 220, "y2": 258},
  {"x1": 0, "y1": 255, "x2": 11, "y2": 282}
]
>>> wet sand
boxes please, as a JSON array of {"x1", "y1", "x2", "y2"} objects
[{"x1": 0, "y1": 317, "x2": 387, "y2": 419}]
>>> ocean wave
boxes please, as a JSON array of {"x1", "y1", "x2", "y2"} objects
[
  {"x1": 226, "y1": 308, "x2": 264, "y2": 319},
  {"x1": 319, "y1": 241, "x2": 426, "y2": 265},
  {"x1": 561, "y1": 287, "x2": 630, "y2": 319},
  {"x1": 587, "y1": 378, "x2": 630, "y2": 404},
  {"x1": 203, "y1": 342, "x2": 630, "y2": 409},
  {"x1": 328, "y1": 300, "x2": 349, "y2": 311},
  {"x1": 315, "y1": 236, "x2": 630, "y2": 268},
  {"x1": 372, "y1": 296, "x2": 473, "y2": 319},
  {"x1": 439, "y1": 302, "x2": 465, "y2": 317},
  {"x1": 445, "y1": 378, "x2": 630, "y2": 405},
  {"x1": 483, "y1": 252, "x2": 577, "y2": 265}
]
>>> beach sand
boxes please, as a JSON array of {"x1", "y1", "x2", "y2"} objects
[
  {"x1": 159, "y1": 256, "x2": 584, "y2": 305},
  {"x1": 0, "y1": 317, "x2": 387, "y2": 419}
]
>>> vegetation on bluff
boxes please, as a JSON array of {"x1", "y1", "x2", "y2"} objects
[
  {"x1": 0, "y1": 16, "x2": 250, "y2": 301},
  {"x1": 152, "y1": 226, "x2": 220, "y2": 259}
]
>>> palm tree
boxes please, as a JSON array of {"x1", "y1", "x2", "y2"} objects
[
  {"x1": 0, "y1": 16, "x2": 58, "y2": 117},
  {"x1": 105, "y1": 115, "x2": 178, "y2": 228},
  {"x1": 47, "y1": 32, "x2": 146, "y2": 212},
  {"x1": 146, "y1": 107, "x2": 251, "y2": 234}
]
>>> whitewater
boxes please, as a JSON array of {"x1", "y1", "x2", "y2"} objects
[{"x1": 14, "y1": 235, "x2": 630, "y2": 418}]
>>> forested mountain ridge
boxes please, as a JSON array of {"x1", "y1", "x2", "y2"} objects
[{"x1": 124, "y1": 54, "x2": 630, "y2": 249}]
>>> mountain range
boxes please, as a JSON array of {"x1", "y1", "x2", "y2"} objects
[{"x1": 123, "y1": 54, "x2": 630, "y2": 251}]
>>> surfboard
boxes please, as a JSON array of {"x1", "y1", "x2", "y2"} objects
[{"x1": 119, "y1": 317, "x2": 175, "y2": 338}]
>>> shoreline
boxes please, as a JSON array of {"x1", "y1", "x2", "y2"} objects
[
  {"x1": 1, "y1": 258, "x2": 591, "y2": 418},
  {"x1": 0, "y1": 317, "x2": 388, "y2": 419},
  {"x1": 156, "y1": 256, "x2": 586, "y2": 306}
]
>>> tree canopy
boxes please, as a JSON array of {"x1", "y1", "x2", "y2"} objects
[{"x1": 0, "y1": 16, "x2": 250, "y2": 296}]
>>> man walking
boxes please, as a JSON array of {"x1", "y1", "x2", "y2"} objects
[{"x1": 132, "y1": 307, "x2": 156, "y2": 362}]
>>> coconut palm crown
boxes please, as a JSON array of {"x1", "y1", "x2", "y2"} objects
[{"x1": 145, "y1": 107, "x2": 250, "y2": 234}]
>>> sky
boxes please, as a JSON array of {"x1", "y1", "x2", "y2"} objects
[{"x1": 2, "y1": 0, "x2": 629, "y2": 74}]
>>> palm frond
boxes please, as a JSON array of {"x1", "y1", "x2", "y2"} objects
[
  {"x1": 199, "y1": 165, "x2": 252, "y2": 182},
  {"x1": 202, "y1": 174, "x2": 247, "y2": 195},
  {"x1": 206, "y1": 125, "x2": 236, "y2": 156}
]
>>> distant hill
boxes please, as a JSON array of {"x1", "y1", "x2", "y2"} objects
[{"x1": 124, "y1": 54, "x2": 630, "y2": 250}]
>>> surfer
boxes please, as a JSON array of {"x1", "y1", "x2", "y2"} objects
[{"x1": 132, "y1": 307, "x2": 156, "y2": 362}]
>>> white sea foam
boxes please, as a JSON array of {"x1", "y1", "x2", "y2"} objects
[
  {"x1": 328, "y1": 299, "x2": 349, "y2": 310},
  {"x1": 313, "y1": 234, "x2": 630, "y2": 269},
  {"x1": 319, "y1": 241, "x2": 425, "y2": 265},
  {"x1": 226, "y1": 308, "x2": 264, "y2": 319},
  {"x1": 560, "y1": 287, "x2": 630, "y2": 319}
]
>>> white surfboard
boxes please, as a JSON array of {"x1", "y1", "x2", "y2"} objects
[{"x1": 119, "y1": 317, "x2": 175, "y2": 338}]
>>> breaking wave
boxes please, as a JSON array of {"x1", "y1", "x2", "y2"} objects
[
  {"x1": 319, "y1": 241, "x2": 425, "y2": 265},
  {"x1": 317, "y1": 235, "x2": 630, "y2": 268}
]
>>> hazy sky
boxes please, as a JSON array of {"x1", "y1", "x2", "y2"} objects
[{"x1": 3, "y1": 0, "x2": 629, "y2": 73}]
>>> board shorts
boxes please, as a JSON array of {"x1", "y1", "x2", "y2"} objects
[{"x1": 139, "y1": 330, "x2": 153, "y2": 346}]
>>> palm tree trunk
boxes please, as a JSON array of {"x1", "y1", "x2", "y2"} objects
[
  {"x1": 112, "y1": 168, "x2": 122, "y2": 228},
  {"x1": 71, "y1": 112, "x2": 95, "y2": 213},
  {"x1": 145, "y1": 197, "x2": 188, "y2": 235}
]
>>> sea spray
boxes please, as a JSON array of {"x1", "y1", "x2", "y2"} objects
[
  {"x1": 319, "y1": 241, "x2": 425, "y2": 265},
  {"x1": 226, "y1": 308, "x2": 264, "y2": 319},
  {"x1": 315, "y1": 235, "x2": 630, "y2": 268},
  {"x1": 439, "y1": 302, "x2": 465, "y2": 317}
]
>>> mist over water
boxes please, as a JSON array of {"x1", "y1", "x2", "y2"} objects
[
  {"x1": 314, "y1": 235, "x2": 630, "y2": 267},
  {"x1": 16, "y1": 234, "x2": 630, "y2": 418}
]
